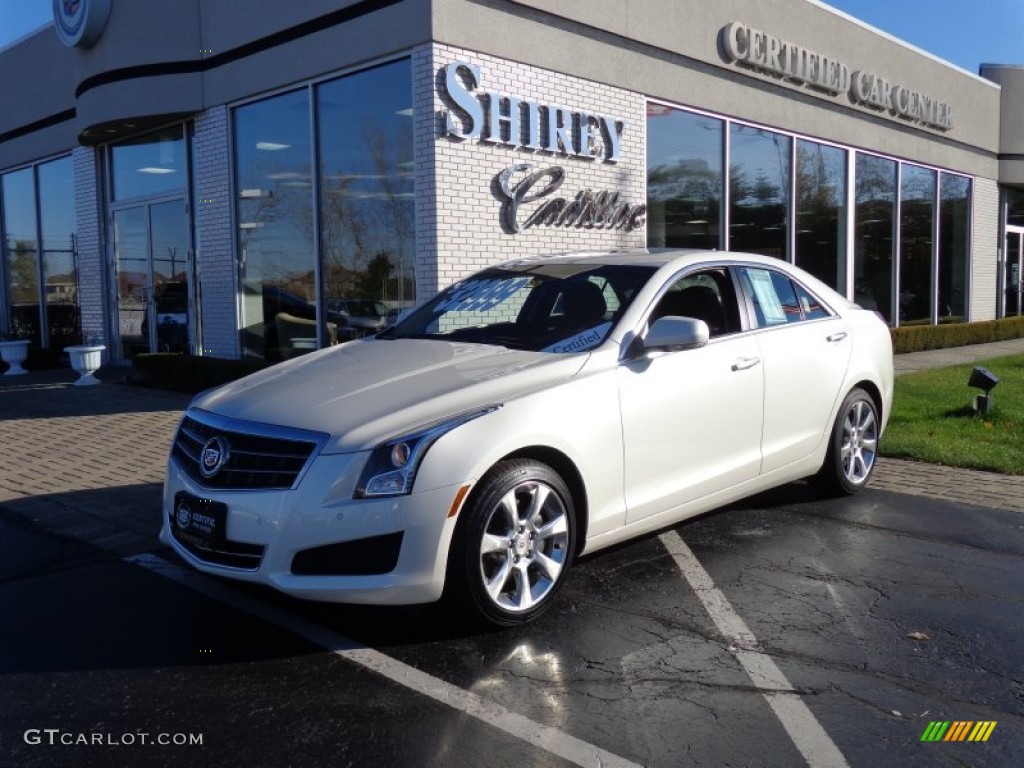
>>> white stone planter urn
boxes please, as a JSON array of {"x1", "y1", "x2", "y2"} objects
[
  {"x1": 65, "y1": 344, "x2": 106, "y2": 386},
  {"x1": 0, "y1": 339, "x2": 30, "y2": 376}
]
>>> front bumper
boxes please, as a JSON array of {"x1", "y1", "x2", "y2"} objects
[{"x1": 159, "y1": 451, "x2": 464, "y2": 605}]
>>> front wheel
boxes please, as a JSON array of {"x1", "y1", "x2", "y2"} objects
[
  {"x1": 815, "y1": 387, "x2": 880, "y2": 496},
  {"x1": 446, "y1": 459, "x2": 576, "y2": 628}
]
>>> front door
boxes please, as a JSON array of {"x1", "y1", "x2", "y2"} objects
[
  {"x1": 618, "y1": 334, "x2": 764, "y2": 524},
  {"x1": 1005, "y1": 228, "x2": 1023, "y2": 317},
  {"x1": 114, "y1": 199, "x2": 191, "y2": 359}
]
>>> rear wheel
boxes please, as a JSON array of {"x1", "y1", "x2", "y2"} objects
[
  {"x1": 446, "y1": 459, "x2": 575, "y2": 627},
  {"x1": 815, "y1": 387, "x2": 880, "y2": 496}
]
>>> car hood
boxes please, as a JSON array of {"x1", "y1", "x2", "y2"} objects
[{"x1": 191, "y1": 339, "x2": 588, "y2": 452}]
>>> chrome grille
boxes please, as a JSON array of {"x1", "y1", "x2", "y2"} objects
[{"x1": 172, "y1": 411, "x2": 325, "y2": 490}]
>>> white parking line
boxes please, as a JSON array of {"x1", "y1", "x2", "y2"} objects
[
  {"x1": 658, "y1": 531, "x2": 850, "y2": 768},
  {"x1": 127, "y1": 553, "x2": 641, "y2": 768}
]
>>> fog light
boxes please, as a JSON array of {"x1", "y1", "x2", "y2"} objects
[{"x1": 968, "y1": 366, "x2": 999, "y2": 415}]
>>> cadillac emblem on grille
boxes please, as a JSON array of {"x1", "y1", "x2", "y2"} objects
[{"x1": 199, "y1": 436, "x2": 230, "y2": 478}]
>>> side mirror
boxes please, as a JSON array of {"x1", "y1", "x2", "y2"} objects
[{"x1": 641, "y1": 316, "x2": 709, "y2": 353}]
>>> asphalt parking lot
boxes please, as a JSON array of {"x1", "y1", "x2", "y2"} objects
[{"x1": 1, "y1": 368, "x2": 1022, "y2": 767}]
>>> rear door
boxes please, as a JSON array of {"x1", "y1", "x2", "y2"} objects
[{"x1": 737, "y1": 266, "x2": 852, "y2": 474}]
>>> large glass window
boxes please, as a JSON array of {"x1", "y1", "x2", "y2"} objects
[
  {"x1": 235, "y1": 60, "x2": 415, "y2": 361},
  {"x1": 111, "y1": 125, "x2": 187, "y2": 201},
  {"x1": 37, "y1": 157, "x2": 79, "y2": 349},
  {"x1": 2, "y1": 168, "x2": 41, "y2": 342},
  {"x1": 938, "y1": 174, "x2": 971, "y2": 322},
  {"x1": 646, "y1": 106, "x2": 723, "y2": 250},
  {"x1": 318, "y1": 59, "x2": 415, "y2": 323},
  {"x1": 729, "y1": 125, "x2": 790, "y2": 259},
  {"x1": 899, "y1": 165, "x2": 937, "y2": 325},
  {"x1": 795, "y1": 140, "x2": 847, "y2": 292},
  {"x1": 853, "y1": 154, "x2": 896, "y2": 321},
  {"x1": 235, "y1": 88, "x2": 315, "y2": 360}
]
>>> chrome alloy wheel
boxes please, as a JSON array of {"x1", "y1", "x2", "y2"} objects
[
  {"x1": 478, "y1": 480, "x2": 570, "y2": 613},
  {"x1": 840, "y1": 398, "x2": 878, "y2": 486}
]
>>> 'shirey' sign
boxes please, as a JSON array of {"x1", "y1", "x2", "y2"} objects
[
  {"x1": 438, "y1": 60, "x2": 646, "y2": 234},
  {"x1": 721, "y1": 22, "x2": 953, "y2": 132}
]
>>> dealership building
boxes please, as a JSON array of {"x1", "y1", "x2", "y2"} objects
[{"x1": 1, "y1": 0, "x2": 1022, "y2": 364}]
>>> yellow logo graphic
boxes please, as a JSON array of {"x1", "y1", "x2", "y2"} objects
[{"x1": 920, "y1": 721, "x2": 996, "y2": 742}]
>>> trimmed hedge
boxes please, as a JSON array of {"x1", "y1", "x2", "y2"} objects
[
  {"x1": 132, "y1": 353, "x2": 269, "y2": 394},
  {"x1": 891, "y1": 316, "x2": 1024, "y2": 354}
]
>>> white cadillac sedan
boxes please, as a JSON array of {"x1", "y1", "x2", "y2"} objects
[{"x1": 161, "y1": 250, "x2": 893, "y2": 627}]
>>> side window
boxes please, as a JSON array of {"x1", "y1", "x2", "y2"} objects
[
  {"x1": 740, "y1": 268, "x2": 801, "y2": 326},
  {"x1": 650, "y1": 268, "x2": 738, "y2": 337},
  {"x1": 794, "y1": 282, "x2": 832, "y2": 320}
]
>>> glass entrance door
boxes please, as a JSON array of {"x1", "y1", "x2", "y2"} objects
[
  {"x1": 114, "y1": 199, "x2": 191, "y2": 359},
  {"x1": 1006, "y1": 228, "x2": 1023, "y2": 317}
]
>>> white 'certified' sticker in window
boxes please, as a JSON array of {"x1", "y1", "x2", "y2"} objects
[{"x1": 542, "y1": 322, "x2": 611, "y2": 353}]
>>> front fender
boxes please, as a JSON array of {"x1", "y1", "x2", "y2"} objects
[{"x1": 414, "y1": 368, "x2": 626, "y2": 544}]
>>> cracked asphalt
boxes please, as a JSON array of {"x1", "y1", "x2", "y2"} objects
[{"x1": 1, "y1": 370, "x2": 1022, "y2": 767}]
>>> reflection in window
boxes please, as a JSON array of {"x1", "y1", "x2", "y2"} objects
[
  {"x1": 795, "y1": 140, "x2": 847, "y2": 292},
  {"x1": 234, "y1": 88, "x2": 315, "y2": 361},
  {"x1": 646, "y1": 106, "x2": 723, "y2": 249},
  {"x1": 729, "y1": 125, "x2": 790, "y2": 259},
  {"x1": 318, "y1": 59, "x2": 415, "y2": 328},
  {"x1": 2, "y1": 168, "x2": 40, "y2": 342},
  {"x1": 899, "y1": 164, "x2": 936, "y2": 325},
  {"x1": 111, "y1": 125, "x2": 186, "y2": 201},
  {"x1": 1007, "y1": 187, "x2": 1024, "y2": 228},
  {"x1": 854, "y1": 154, "x2": 895, "y2": 322},
  {"x1": 38, "y1": 157, "x2": 79, "y2": 349},
  {"x1": 938, "y1": 174, "x2": 971, "y2": 322}
]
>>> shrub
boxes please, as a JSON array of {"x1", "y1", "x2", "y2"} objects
[
  {"x1": 132, "y1": 353, "x2": 269, "y2": 394},
  {"x1": 891, "y1": 316, "x2": 1024, "y2": 354}
]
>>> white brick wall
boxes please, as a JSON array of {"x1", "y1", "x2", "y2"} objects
[
  {"x1": 193, "y1": 106, "x2": 239, "y2": 358},
  {"x1": 73, "y1": 146, "x2": 107, "y2": 353},
  {"x1": 970, "y1": 177, "x2": 999, "y2": 321},
  {"x1": 417, "y1": 44, "x2": 647, "y2": 298}
]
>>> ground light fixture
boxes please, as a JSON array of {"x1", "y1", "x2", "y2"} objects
[{"x1": 968, "y1": 366, "x2": 999, "y2": 415}]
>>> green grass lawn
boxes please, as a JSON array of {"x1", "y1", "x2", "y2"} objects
[{"x1": 881, "y1": 354, "x2": 1024, "y2": 475}]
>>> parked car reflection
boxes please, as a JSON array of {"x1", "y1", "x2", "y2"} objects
[{"x1": 327, "y1": 298, "x2": 389, "y2": 337}]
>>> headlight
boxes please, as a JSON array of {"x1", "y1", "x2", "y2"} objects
[{"x1": 355, "y1": 406, "x2": 500, "y2": 498}]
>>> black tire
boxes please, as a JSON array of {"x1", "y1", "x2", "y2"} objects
[
  {"x1": 815, "y1": 387, "x2": 880, "y2": 496},
  {"x1": 445, "y1": 459, "x2": 576, "y2": 628}
]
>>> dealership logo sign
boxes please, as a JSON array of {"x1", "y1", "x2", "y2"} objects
[
  {"x1": 497, "y1": 164, "x2": 646, "y2": 234},
  {"x1": 53, "y1": 0, "x2": 112, "y2": 48},
  {"x1": 721, "y1": 22, "x2": 953, "y2": 131},
  {"x1": 438, "y1": 60, "x2": 641, "y2": 236},
  {"x1": 439, "y1": 61, "x2": 627, "y2": 163}
]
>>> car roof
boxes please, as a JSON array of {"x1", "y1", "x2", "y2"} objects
[
  {"x1": 493, "y1": 248, "x2": 802, "y2": 271},
  {"x1": 489, "y1": 248, "x2": 857, "y2": 314}
]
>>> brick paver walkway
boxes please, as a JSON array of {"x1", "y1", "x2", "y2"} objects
[
  {"x1": 0, "y1": 371, "x2": 188, "y2": 554},
  {"x1": 871, "y1": 457, "x2": 1024, "y2": 513}
]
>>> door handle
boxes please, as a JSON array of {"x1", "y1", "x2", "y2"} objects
[
  {"x1": 826, "y1": 332, "x2": 848, "y2": 343},
  {"x1": 731, "y1": 357, "x2": 761, "y2": 371}
]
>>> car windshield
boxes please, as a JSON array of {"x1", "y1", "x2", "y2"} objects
[{"x1": 381, "y1": 263, "x2": 656, "y2": 352}]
